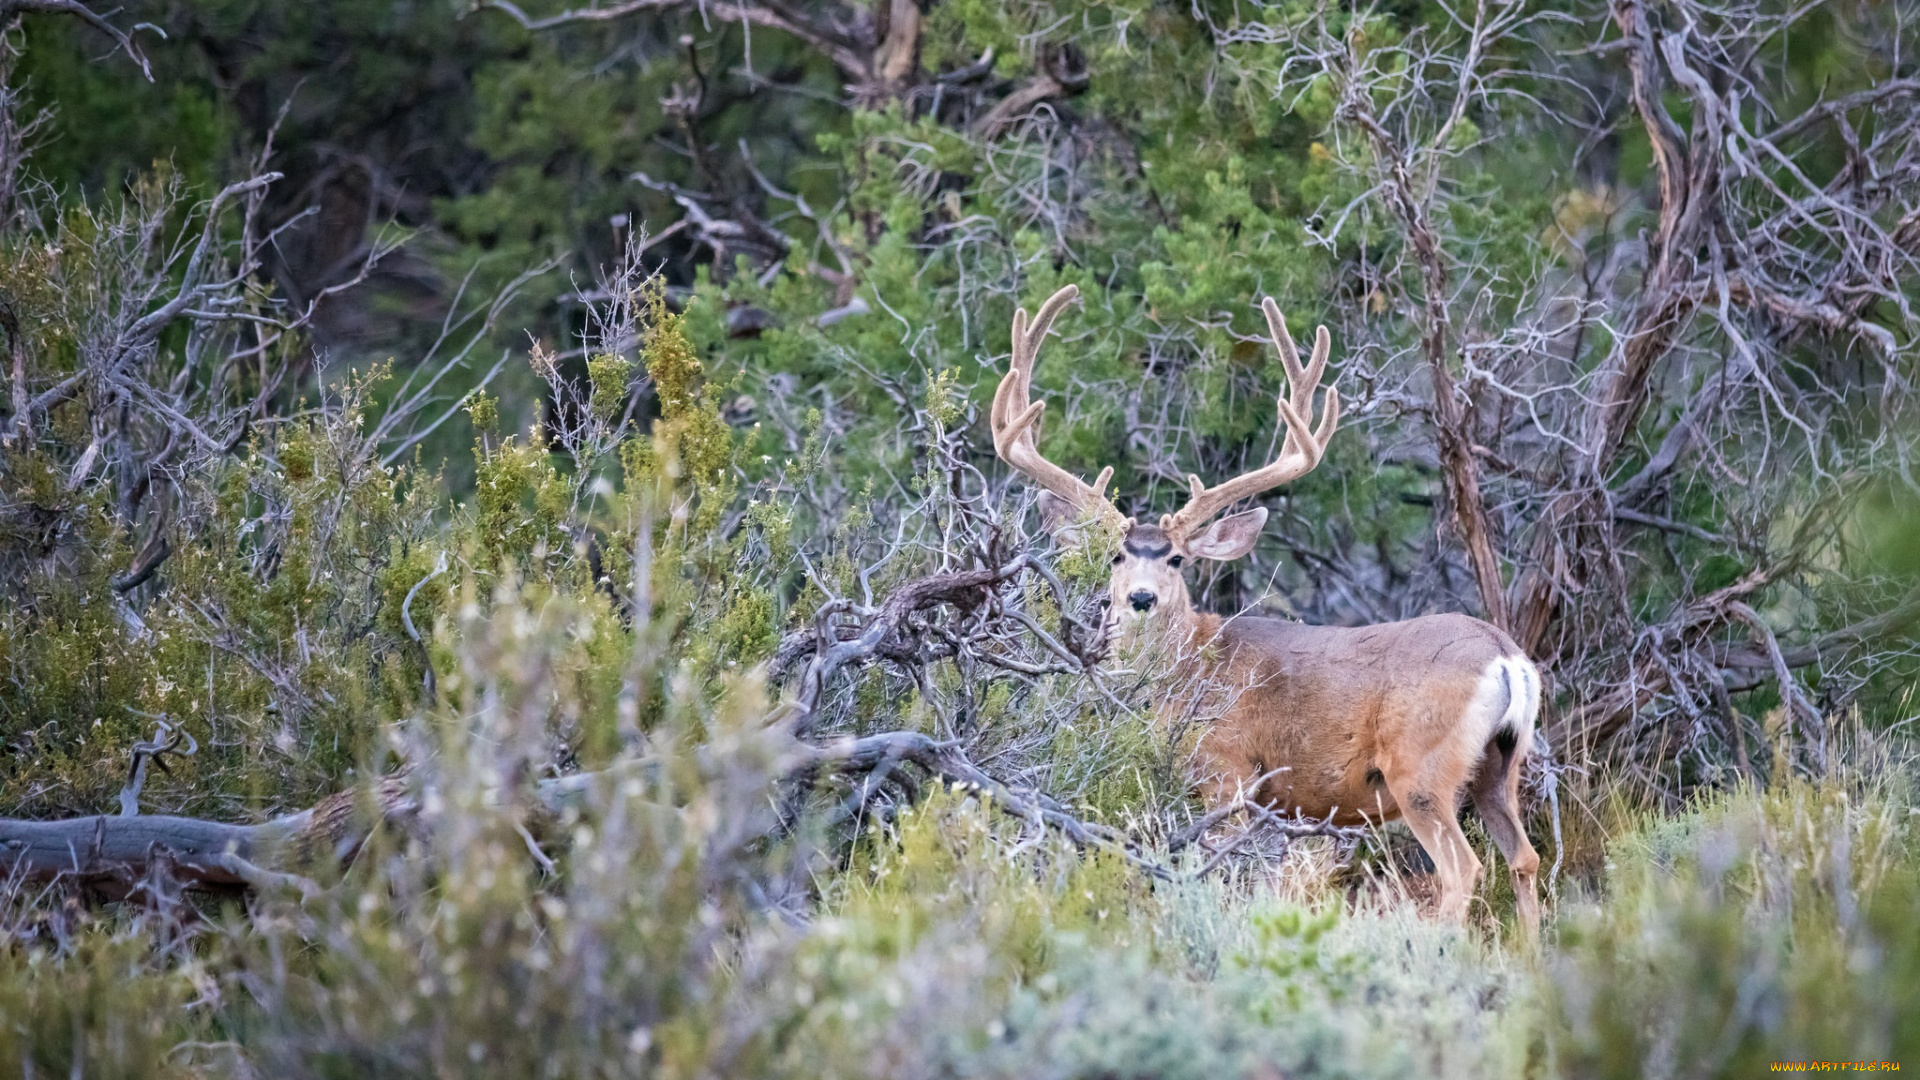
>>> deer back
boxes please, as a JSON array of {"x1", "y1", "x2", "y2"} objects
[{"x1": 1173, "y1": 612, "x2": 1524, "y2": 819}]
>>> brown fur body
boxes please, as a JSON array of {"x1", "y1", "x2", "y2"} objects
[
  {"x1": 1188, "y1": 612, "x2": 1516, "y2": 820},
  {"x1": 1163, "y1": 606, "x2": 1542, "y2": 931}
]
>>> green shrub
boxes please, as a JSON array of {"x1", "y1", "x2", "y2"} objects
[{"x1": 1548, "y1": 773, "x2": 1920, "y2": 1077}]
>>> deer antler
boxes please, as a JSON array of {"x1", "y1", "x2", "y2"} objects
[
  {"x1": 1160, "y1": 297, "x2": 1341, "y2": 541},
  {"x1": 992, "y1": 284, "x2": 1124, "y2": 527}
]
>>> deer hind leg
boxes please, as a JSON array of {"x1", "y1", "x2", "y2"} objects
[
  {"x1": 1470, "y1": 727, "x2": 1541, "y2": 940},
  {"x1": 1380, "y1": 766, "x2": 1481, "y2": 924}
]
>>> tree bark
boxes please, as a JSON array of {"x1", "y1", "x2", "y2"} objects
[
  {"x1": 0, "y1": 730, "x2": 1157, "y2": 894},
  {"x1": 0, "y1": 770, "x2": 417, "y2": 896}
]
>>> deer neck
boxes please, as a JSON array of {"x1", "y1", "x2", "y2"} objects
[{"x1": 1185, "y1": 608, "x2": 1224, "y2": 649}]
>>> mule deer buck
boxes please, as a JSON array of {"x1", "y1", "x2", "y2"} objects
[{"x1": 992, "y1": 285, "x2": 1542, "y2": 933}]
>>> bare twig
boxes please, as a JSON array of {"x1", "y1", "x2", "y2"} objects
[
  {"x1": 0, "y1": 0, "x2": 154, "y2": 80},
  {"x1": 117, "y1": 716, "x2": 198, "y2": 817}
]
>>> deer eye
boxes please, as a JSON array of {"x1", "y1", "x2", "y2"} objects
[
  {"x1": 1111, "y1": 553, "x2": 1125, "y2": 566},
  {"x1": 1168, "y1": 555, "x2": 1184, "y2": 568}
]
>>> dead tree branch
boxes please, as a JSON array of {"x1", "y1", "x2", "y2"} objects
[
  {"x1": 0, "y1": 0, "x2": 153, "y2": 80},
  {"x1": 0, "y1": 724, "x2": 1177, "y2": 896},
  {"x1": 1279, "y1": 0, "x2": 1916, "y2": 786}
]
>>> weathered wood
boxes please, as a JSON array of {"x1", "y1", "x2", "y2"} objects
[
  {"x1": 0, "y1": 733, "x2": 1168, "y2": 895},
  {"x1": 1, "y1": 813, "x2": 291, "y2": 891},
  {"x1": 0, "y1": 770, "x2": 419, "y2": 895}
]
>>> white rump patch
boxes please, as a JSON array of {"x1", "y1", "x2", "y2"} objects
[{"x1": 1462, "y1": 653, "x2": 1540, "y2": 760}]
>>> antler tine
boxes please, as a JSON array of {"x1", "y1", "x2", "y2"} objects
[
  {"x1": 1161, "y1": 298, "x2": 1342, "y2": 540},
  {"x1": 1261, "y1": 296, "x2": 1335, "y2": 461},
  {"x1": 991, "y1": 285, "x2": 1121, "y2": 524}
]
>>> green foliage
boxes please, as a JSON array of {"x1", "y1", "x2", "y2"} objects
[
  {"x1": 4, "y1": 1, "x2": 1919, "y2": 1076},
  {"x1": 467, "y1": 390, "x2": 501, "y2": 441},
  {"x1": 4, "y1": 547, "x2": 1920, "y2": 1077},
  {"x1": 1855, "y1": 476, "x2": 1920, "y2": 581},
  {"x1": 13, "y1": 19, "x2": 232, "y2": 195},
  {"x1": 587, "y1": 352, "x2": 634, "y2": 422},
  {"x1": 838, "y1": 790, "x2": 1153, "y2": 961},
  {"x1": 1549, "y1": 774, "x2": 1920, "y2": 1076},
  {"x1": 473, "y1": 430, "x2": 571, "y2": 573},
  {"x1": 0, "y1": 927, "x2": 201, "y2": 1079},
  {"x1": 0, "y1": 364, "x2": 441, "y2": 814},
  {"x1": 641, "y1": 287, "x2": 734, "y2": 506}
]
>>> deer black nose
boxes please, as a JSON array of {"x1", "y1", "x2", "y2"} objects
[{"x1": 1128, "y1": 590, "x2": 1157, "y2": 612}]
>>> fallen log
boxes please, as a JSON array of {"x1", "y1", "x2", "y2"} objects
[
  {"x1": 0, "y1": 732, "x2": 1173, "y2": 897},
  {"x1": 0, "y1": 771, "x2": 418, "y2": 899}
]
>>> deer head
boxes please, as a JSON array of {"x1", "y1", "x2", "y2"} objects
[{"x1": 992, "y1": 285, "x2": 1341, "y2": 631}]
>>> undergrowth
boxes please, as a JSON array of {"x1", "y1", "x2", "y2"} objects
[
  {"x1": 2, "y1": 140, "x2": 1915, "y2": 1080},
  {"x1": 8, "y1": 680, "x2": 1913, "y2": 1079},
  {"x1": 2, "y1": 262, "x2": 1915, "y2": 1077}
]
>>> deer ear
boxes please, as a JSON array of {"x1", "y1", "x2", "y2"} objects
[{"x1": 1185, "y1": 508, "x2": 1268, "y2": 561}]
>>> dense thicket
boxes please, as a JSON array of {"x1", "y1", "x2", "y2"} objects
[{"x1": 0, "y1": 0, "x2": 1916, "y2": 1076}]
